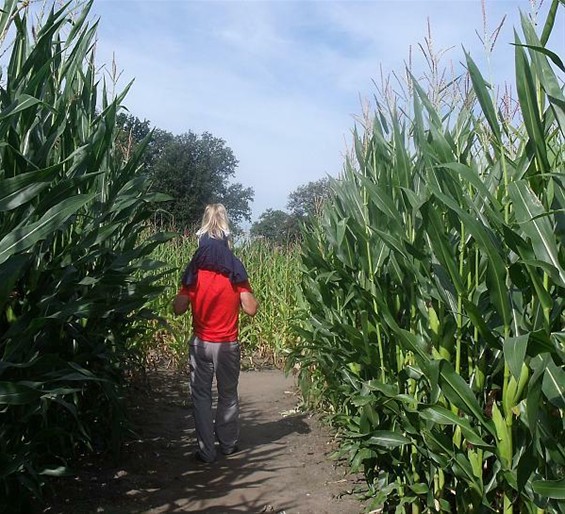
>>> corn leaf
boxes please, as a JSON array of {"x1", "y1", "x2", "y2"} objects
[
  {"x1": 540, "y1": 0, "x2": 561, "y2": 46},
  {"x1": 0, "y1": 382, "x2": 41, "y2": 405},
  {"x1": 514, "y1": 30, "x2": 550, "y2": 173},
  {"x1": 420, "y1": 406, "x2": 493, "y2": 449},
  {"x1": 433, "y1": 359, "x2": 496, "y2": 437},
  {"x1": 465, "y1": 51, "x2": 501, "y2": 146},
  {"x1": 541, "y1": 358, "x2": 565, "y2": 409},
  {"x1": 0, "y1": 94, "x2": 42, "y2": 121},
  {"x1": 532, "y1": 478, "x2": 565, "y2": 500},
  {"x1": 509, "y1": 180, "x2": 565, "y2": 287},
  {"x1": 0, "y1": 193, "x2": 94, "y2": 265},
  {"x1": 504, "y1": 335, "x2": 529, "y2": 381},
  {"x1": 367, "y1": 431, "x2": 411, "y2": 448}
]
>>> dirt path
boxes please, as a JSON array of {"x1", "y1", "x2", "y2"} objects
[{"x1": 44, "y1": 369, "x2": 364, "y2": 514}]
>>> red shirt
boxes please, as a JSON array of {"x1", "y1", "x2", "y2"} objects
[{"x1": 178, "y1": 270, "x2": 252, "y2": 342}]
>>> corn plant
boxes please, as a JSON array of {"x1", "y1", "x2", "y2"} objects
[
  {"x1": 146, "y1": 233, "x2": 301, "y2": 367},
  {"x1": 238, "y1": 239, "x2": 301, "y2": 365},
  {"x1": 0, "y1": 1, "x2": 171, "y2": 509},
  {"x1": 289, "y1": 2, "x2": 564, "y2": 512},
  {"x1": 135, "y1": 229, "x2": 196, "y2": 364}
]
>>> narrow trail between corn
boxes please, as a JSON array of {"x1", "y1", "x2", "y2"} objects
[{"x1": 45, "y1": 368, "x2": 364, "y2": 514}]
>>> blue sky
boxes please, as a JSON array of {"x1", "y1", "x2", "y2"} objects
[{"x1": 89, "y1": 0, "x2": 564, "y2": 222}]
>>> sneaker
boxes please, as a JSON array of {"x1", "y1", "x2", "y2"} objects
[
  {"x1": 193, "y1": 451, "x2": 215, "y2": 463},
  {"x1": 221, "y1": 445, "x2": 240, "y2": 456}
]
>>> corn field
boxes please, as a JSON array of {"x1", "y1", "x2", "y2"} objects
[
  {"x1": 0, "y1": 1, "x2": 171, "y2": 510},
  {"x1": 147, "y1": 233, "x2": 301, "y2": 367},
  {"x1": 289, "y1": 3, "x2": 565, "y2": 512},
  {"x1": 1, "y1": 0, "x2": 564, "y2": 512}
]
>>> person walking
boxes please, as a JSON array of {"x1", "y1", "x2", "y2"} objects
[{"x1": 173, "y1": 204, "x2": 258, "y2": 463}]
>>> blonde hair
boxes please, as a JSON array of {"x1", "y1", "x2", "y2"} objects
[{"x1": 196, "y1": 203, "x2": 231, "y2": 240}]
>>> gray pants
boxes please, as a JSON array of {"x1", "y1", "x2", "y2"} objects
[{"x1": 189, "y1": 336, "x2": 240, "y2": 462}]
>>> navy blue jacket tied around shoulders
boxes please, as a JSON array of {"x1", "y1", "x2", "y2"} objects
[{"x1": 181, "y1": 234, "x2": 248, "y2": 286}]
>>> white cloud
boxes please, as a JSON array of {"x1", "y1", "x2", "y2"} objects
[{"x1": 90, "y1": 0, "x2": 564, "y2": 220}]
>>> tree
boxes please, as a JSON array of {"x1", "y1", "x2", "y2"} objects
[
  {"x1": 221, "y1": 182, "x2": 254, "y2": 228},
  {"x1": 116, "y1": 116, "x2": 254, "y2": 229},
  {"x1": 252, "y1": 177, "x2": 333, "y2": 244},
  {"x1": 117, "y1": 112, "x2": 152, "y2": 146},
  {"x1": 287, "y1": 177, "x2": 331, "y2": 218},
  {"x1": 250, "y1": 209, "x2": 300, "y2": 244},
  {"x1": 116, "y1": 113, "x2": 174, "y2": 169}
]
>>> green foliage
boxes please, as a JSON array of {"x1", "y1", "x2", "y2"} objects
[
  {"x1": 140, "y1": 232, "x2": 196, "y2": 363},
  {"x1": 151, "y1": 131, "x2": 253, "y2": 229},
  {"x1": 289, "y1": 3, "x2": 565, "y2": 512},
  {"x1": 117, "y1": 113, "x2": 153, "y2": 149},
  {"x1": 146, "y1": 234, "x2": 301, "y2": 367},
  {"x1": 250, "y1": 208, "x2": 300, "y2": 244},
  {"x1": 116, "y1": 112, "x2": 173, "y2": 170},
  {"x1": 237, "y1": 240, "x2": 301, "y2": 364},
  {"x1": 287, "y1": 177, "x2": 331, "y2": 218},
  {"x1": 117, "y1": 116, "x2": 255, "y2": 230},
  {"x1": 252, "y1": 178, "x2": 331, "y2": 244},
  {"x1": 0, "y1": 2, "x2": 171, "y2": 509},
  {"x1": 220, "y1": 181, "x2": 255, "y2": 231}
]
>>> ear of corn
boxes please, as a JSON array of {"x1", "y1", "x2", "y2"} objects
[{"x1": 289, "y1": 3, "x2": 565, "y2": 511}]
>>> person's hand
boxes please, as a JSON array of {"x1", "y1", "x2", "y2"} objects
[
  {"x1": 240, "y1": 292, "x2": 258, "y2": 316},
  {"x1": 173, "y1": 294, "x2": 189, "y2": 315}
]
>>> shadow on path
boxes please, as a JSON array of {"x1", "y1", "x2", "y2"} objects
[{"x1": 43, "y1": 369, "x2": 361, "y2": 514}]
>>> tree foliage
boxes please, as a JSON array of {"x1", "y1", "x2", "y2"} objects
[
  {"x1": 249, "y1": 209, "x2": 300, "y2": 244},
  {"x1": 287, "y1": 177, "x2": 331, "y2": 218},
  {"x1": 116, "y1": 115, "x2": 254, "y2": 230},
  {"x1": 221, "y1": 182, "x2": 255, "y2": 229},
  {"x1": 252, "y1": 177, "x2": 332, "y2": 243},
  {"x1": 116, "y1": 113, "x2": 173, "y2": 168}
]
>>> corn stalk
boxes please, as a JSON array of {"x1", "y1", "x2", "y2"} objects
[
  {"x1": 289, "y1": 2, "x2": 565, "y2": 512},
  {"x1": 0, "y1": 2, "x2": 172, "y2": 509}
]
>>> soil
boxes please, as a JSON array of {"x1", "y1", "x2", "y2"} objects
[{"x1": 42, "y1": 367, "x2": 366, "y2": 514}]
